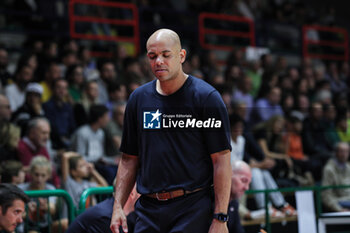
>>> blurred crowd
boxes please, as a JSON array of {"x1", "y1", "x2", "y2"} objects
[{"x1": 0, "y1": 1, "x2": 348, "y2": 231}]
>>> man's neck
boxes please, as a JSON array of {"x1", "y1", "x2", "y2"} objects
[
  {"x1": 90, "y1": 122, "x2": 100, "y2": 131},
  {"x1": 156, "y1": 73, "x2": 188, "y2": 96}
]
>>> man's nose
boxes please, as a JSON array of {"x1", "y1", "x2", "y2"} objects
[{"x1": 156, "y1": 56, "x2": 164, "y2": 65}]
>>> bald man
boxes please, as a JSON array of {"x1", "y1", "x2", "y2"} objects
[
  {"x1": 228, "y1": 161, "x2": 252, "y2": 233},
  {"x1": 111, "y1": 29, "x2": 232, "y2": 233}
]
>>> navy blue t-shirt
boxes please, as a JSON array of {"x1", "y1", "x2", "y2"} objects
[{"x1": 120, "y1": 75, "x2": 231, "y2": 194}]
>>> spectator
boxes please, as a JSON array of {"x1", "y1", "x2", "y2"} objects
[
  {"x1": 12, "y1": 83, "x2": 44, "y2": 136},
  {"x1": 0, "y1": 47, "x2": 11, "y2": 87},
  {"x1": 0, "y1": 160, "x2": 25, "y2": 185},
  {"x1": 96, "y1": 59, "x2": 117, "y2": 104},
  {"x1": 18, "y1": 156, "x2": 68, "y2": 233},
  {"x1": 285, "y1": 115, "x2": 322, "y2": 182},
  {"x1": 0, "y1": 183, "x2": 29, "y2": 233},
  {"x1": 246, "y1": 60, "x2": 262, "y2": 98},
  {"x1": 61, "y1": 152, "x2": 108, "y2": 208},
  {"x1": 335, "y1": 114, "x2": 350, "y2": 143},
  {"x1": 59, "y1": 50, "x2": 78, "y2": 78},
  {"x1": 66, "y1": 64, "x2": 85, "y2": 103},
  {"x1": 254, "y1": 116, "x2": 296, "y2": 185},
  {"x1": 251, "y1": 86, "x2": 284, "y2": 126},
  {"x1": 232, "y1": 75, "x2": 254, "y2": 121},
  {"x1": 122, "y1": 56, "x2": 146, "y2": 86},
  {"x1": 40, "y1": 61, "x2": 62, "y2": 102},
  {"x1": 321, "y1": 142, "x2": 350, "y2": 212},
  {"x1": 325, "y1": 62, "x2": 347, "y2": 95},
  {"x1": 230, "y1": 115, "x2": 296, "y2": 217},
  {"x1": 228, "y1": 160, "x2": 252, "y2": 233},
  {"x1": 73, "y1": 80, "x2": 99, "y2": 127},
  {"x1": 78, "y1": 46, "x2": 97, "y2": 80},
  {"x1": 5, "y1": 64, "x2": 33, "y2": 112},
  {"x1": 17, "y1": 117, "x2": 60, "y2": 187},
  {"x1": 0, "y1": 94, "x2": 21, "y2": 162},
  {"x1": 106, "y1": 82, "x2": 127, "y2": 116},
  {"x1": 302, "y1": 102, "x2": 333, "y2": 165},
  {"x1": 105, "y1": 102, "x2": 126, "y2": 156},
  {"x1": 43, "y1": 78, "x2": 76, "y2": 150},
  {"x1": 70, "y1": 104, "x2": 117, "y2": 185}
]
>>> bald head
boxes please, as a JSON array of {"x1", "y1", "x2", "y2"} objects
[
  {"x1": 232, "y1": 160, "x2": 251, "y2": 174},
  {"x1": 146, "y1": 29, "x2": 182, "y2": 51},
  {"x1": 231, "y1": 161, "x2": 252, "y2": 200}
]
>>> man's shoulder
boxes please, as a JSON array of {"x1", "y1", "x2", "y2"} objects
[
  {"x1": 188, "y1": 75, "x2": 216, "y2": 93},
  {"x1": 129, "y1": 80, "x2": 155, "y2": 98}
]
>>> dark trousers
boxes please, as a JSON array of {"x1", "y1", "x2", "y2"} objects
[{"x1": 134, "y1": 189, "x2": 213, "y2": 233}]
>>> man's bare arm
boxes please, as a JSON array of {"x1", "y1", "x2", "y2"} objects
[
  {"x1": 110, "y1": 153, "x2": 139, "y2": 233},
  {"x1": 209, "y1": 149, "x2": 231, "y2": 233}
]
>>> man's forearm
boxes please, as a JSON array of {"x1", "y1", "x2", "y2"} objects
[
  {"x1": 211, "y1": 150, "x2": 232, "y2": 213},
  {"x1": 113, "y1": 153, "x2": 139, "y2": 209}
]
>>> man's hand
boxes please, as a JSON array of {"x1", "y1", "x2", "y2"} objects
[
  {"x1": 208, "y1": 219, "x2": 228, "y2": 233},
  {"x1": 110, "y1": 205, "x2": 128, "y2": 233}
]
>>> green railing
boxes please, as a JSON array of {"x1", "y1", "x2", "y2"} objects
[
  {"x1": 245, "y1": 184, "x2": 350, "y2": 233},
  {"x1": 78, "y1": 186, "x2": 114, "y2": 214},
  {"x1": 25, "y1": 189, "x2": 76, "y2": 224}
]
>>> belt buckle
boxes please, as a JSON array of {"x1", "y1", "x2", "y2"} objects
[{"x1": 156, "y1": 192, "x2": 169, "y2": 201}]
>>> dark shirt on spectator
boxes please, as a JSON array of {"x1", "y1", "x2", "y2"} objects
[{"x1": 43, "y1": 98, "x2": 76, "y2": 149}]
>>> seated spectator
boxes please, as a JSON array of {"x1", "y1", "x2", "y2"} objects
[
  {"x1": 302, "y1": 102, "x2": 333, "y2": 165},
  {"x1": 232, "y1": 75, "x2": 254, "y2": 122},
  {"x1": 0, "y1": 183, "x2": 29, "y2": 233},
  {"x1": 40, "y1": 61, "x2": 62, "y2": 103},
  {"x1": 71, "y1": 104, "x2": 118, "y2": 185},
  {"x1": 228, "y1": 160, "x2": 252, "y2": 233},
  {"x1": 61, "y1": 152, "x2": 108, "y2": 208},
  {"x1": 66, "y1": 64, "x2": 85, "y2": 103},
  {"x1": 66, "y1": 183, "x2": 139, "y2": 233},
  {"x1": 73, "y1": 80, "x2": 99, "y2": 127},
  {"x1": 105, "y1": 102, "x2": 126, "y2": 156},
  {"x1": 18, "y1": 156, "x2": 68, "y2": 233},
  {"x1": 96, "y1": 59, "x2": 117, "y2": 104},
  {"x1": 253, "y1": 116, "x2": 295, "y2": 184},
  {"x1": 230, "y1": 115, "x2": 296, "y2": 217},
  {"x1": 0, "y1": 160, "x2": 25, "y2": 185},
  {"x1": 325, "y1": 62, "x2": 347, "y2": 95},
  {"x1": 321, "y1": 142, "x2": 350, "y2": 212},
  {"x1": 106, "y1": 82, "x2": 127, "y2": 116},
  {"x1": 285, "y1": 115, "x2": 321, "y2": 182},
  {"x1": 251, "y1": 86, "x2": 284, "y2": 126},
  {"x1": 5, "y1": 64, "x2": 33, "y2": 112},
  {"x1": 17, "y1": 117, "x2": 60, "y2": 187},
  {"x1": 0, "y1": 94, "x2": 21, "y2": 162},
  {"x1": 335, "y1": 114, "x2": 350, "y2": 143},
  {"x1": 43, "y1": 78, "x2": 76, "y2": 150},
  {"x1": 12, "y1": 83, "x2": 45, "y2": 136}
]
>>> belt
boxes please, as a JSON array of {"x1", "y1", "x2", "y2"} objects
[{"x1": 146, "y1": 187, "x2": 204, "y2": 201}]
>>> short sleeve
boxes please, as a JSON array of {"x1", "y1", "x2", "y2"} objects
[
  {"x1": 202, "y1": 91, "x2": 231, "y2": 155},
  {"x1": 120, "y1": 95, "x2": 139, "y2": 156}
]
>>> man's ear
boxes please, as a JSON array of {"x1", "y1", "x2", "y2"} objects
[{"x1": 180, "y1": 49, "x2": 186, "y2": 64}]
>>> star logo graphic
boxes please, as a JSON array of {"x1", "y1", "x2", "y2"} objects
[{"x1": 150, "y1": 109, "x2": 161, "y2": 122}]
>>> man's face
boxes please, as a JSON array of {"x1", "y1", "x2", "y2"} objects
[
  {"x1": 336, "y1": 144, "x2": 350, "y2": 163},
  {"x1": 99, "y1": 112, "x2": 110, "y2": 128},
  {"x1": 0, "y1": 199, "x2": 25, "y2": 232},
  {"x1": 101, "y1": 63, "x2": 116, "y2": 82},
  {"x1": 47, "y1": 64, "x2": 61, "y2": 82},
  {"x1": 231, "y1": 170, "x2": 252, "y2": 199},
  {"x1": 32, "y1": 121, "x2": 50, "y2": 148},
  {"x1": 19, "y1": 66, "x2": 33, "y2": 83},
  {"x1": 86, "y1": 82, "x2": 99, "y2": 100},
  {"x1": 0, "y1": 97, "x2": 11, "y2": 121},
  {"x1": 268, "y1": 87, "x2": 281, "y2": 105},
  {"x1": 54, "y1": 80, "x2": 68, "y2": 101},
  {"x1": 147, "y1": 37, "x2": 185, "y2": 82}
]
